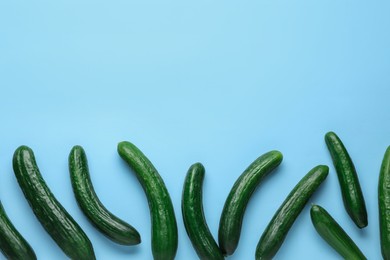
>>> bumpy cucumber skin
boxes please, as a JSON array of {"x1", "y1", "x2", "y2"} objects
[
  {"x1": 0, "y1": 202, "x2": 36, "y2": 260},
  {"x1": 325, "y1": 131, "x2": 368, "y2": 228},
  {"x1": 255, "y1": 165, "x2": 329, "y2": 260},
  {"x1": 118, "y1": 141, "x2": 178, "y2": 260},
  {"x1": 379, "y1": 146, "x2": 390, "y2": 260},
  {"x1": 12, "y1": 146, "x2": 96, "y2": 260},
  {"x1": 218, "y1": 150, "x2": 283, "y2": 256},
  {"x1": 69, "y1": 145, "x2": 141, "y2": 245},
  {"x1": 310, "y1": 205, "x2": 366, "y2": 260},
  {"x1": 182, "y1": 163, "x2": 224, "y2": 260}
]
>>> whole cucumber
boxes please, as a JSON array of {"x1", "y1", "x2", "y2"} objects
[
  {"x1": 255, "y1": 165, "x2": 329, "y2": 260},
  {"x1": 69, "y1": 145, "x2": 141, "y2": 245},
  {"x1": 218, "y1": 150, "x2": 283, "y2": 256},
  {"x1": 118, "y1": 141, "x2": 178, "y2": 260},
  {"x1": 182, "y1": 163, "x2": 224, "y2": 260},
  {"x1": 325, "y1": 131, "x2": 368, "y2": 228}
]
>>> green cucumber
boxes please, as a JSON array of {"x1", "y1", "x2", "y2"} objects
[
  {"x1": 379, "y1": 146, "x2": 390, "y2": 260},
  {"x1": 218, "y1": 150, "x2": 283, "y2": 256},
  {"x1": 182, "y1": 163, "x2": 224, "y2": 260},
  {"x1": 325, "y1": 131, "x2": 368, "y2": 228},
  {"x1": 0, "y1": 201, "x2": 36, "y2": 260},
  {"x1": 12, "y1": 145, "x2": 95, "y2": 260},
  {"x1": 69, "y1": 145, "x2": 141, "y2": 245},
  {"x1": 255, "y1": 165, "x2": 329, "y2": 260},
  {"x1": 310, "y1": 204, "x2": 366, "y2": 260},
  {"x1": 118, "y1": 141, "x2": 178, "y2": 260}
]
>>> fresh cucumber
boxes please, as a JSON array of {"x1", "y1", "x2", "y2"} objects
[
  {"x1": 182, "y1": 163, "x2": 224, "y2": 260},
  {"x1": 379, "y1": 146, "x2": 390, "y2": 260},
  {"x1": 12, "y1": 145, "x2": 95, "y2": 260},
  {"x1": 0, "y1": 201, "x2": 36, "y2": 260},
  {"x1": 325, "y1": 131, "x2": 368, "y2": 228},
  {"x1": 255, "y1": 165, "x2": 329, "y2": 260},
  {"x1": 310, "y1": 204, "x2": 366, "y2": 260},
  {"x1": 69, "y1": 145, "x2": 141, "y2": 245},
  {"x1": 218, "y1": 150, "x2": 283, "y2": 256},
  {"x1": 118, "y1": 141, "x2": 178, "y2": 260}
]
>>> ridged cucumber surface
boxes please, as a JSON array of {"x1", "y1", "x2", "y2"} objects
[
  {"x1": 0, "y1": 201, "x2": 36, "y2": 260},
  {"x1": 310, "y1": 204, "x2": 366, "y2": 260},
  {"x1": 379, "y1": 146, "x2": 390, "y2": 260},
  {"x1": 69, "y1": 145, "x2": 141, "y2": 245},
  {"x1": 182, "y1": 163, "x2": 224, "y2": 260},
  {"x1": 325, "y1": 131, "x2": 368, "y2": 228},
  {"x1": 13, "y1": 145, "x2": 95, "y2": 260},
  {"x1": 118, "y1": 141, "x2": 178, "y2": 260},
  {"x1": 255, "y1": 165, "x2": 329, "y2": 260},
  {"x1": 218, "y1": 150, "x2": 283, "y2": 256}
]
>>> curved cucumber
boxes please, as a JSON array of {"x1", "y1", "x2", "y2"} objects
[
  {"x1": 12, "y1": 145, "x2": 95, "y2": 260},
  {"x1": 310, "y1": 205, "x2": 366, "y2": 260},
  {"x1": 218, "y1": 150, "x2": 283, "y2": 256},
  {"x1": 255, "y1": 165, "x2": 329, "y2": 260},
  {"x1": 325, "y1": 131, "x2": 368, "y2": 228},
  {"x1": 118, "y1": 141, "x2": 178, "y2": 260},
  {"x1": 0, "y1": 201, "x2": 36, "y2": 260},
  {"x1": 379, "y1": 146, "x2": 390, "y2": 260},
  {"x1": 182, "y1": 163, "x2": 224, "y2": 260},
  {"x1": 69, "y1": 145, "x2": 141, "y2": 245}
]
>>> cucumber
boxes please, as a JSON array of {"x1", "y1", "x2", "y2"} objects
[
  {"x1": 118, "y1": 141, "x2": 178, "y2": 260},
  {"x1": 255, "y1": 165, "x2": 329, "y2": 260},
  {"x1": 0, "y1": 201, "x2": 36, "y2": 260},
  {"x1": 12, "y1": 145, "x2": 95, "y2": 260},
  {"x1": 379, "y1": 146, "x2": 390, "y2": 260},
  {"x1": 325, "y1": 131, "x2": 368, "y2": 228},
  {"x1": 182, "y1": 163, "x2": 224, "y2": 260},
  {"x1": 218, "y1": 150, "x2": 283, "y2": 256},
  {"x1": 310, "y1": 204, "x2": 366, "y2": 260},
  {"x1": 69, "y1": 145, "x2": 141, "y2": 245}
]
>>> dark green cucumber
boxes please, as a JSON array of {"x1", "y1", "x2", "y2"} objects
[
  {"x1": 182, "y1": 163, "x2": 224, "y2": 260},
  {"x1": 12, "y1": 145, "x2": 95, "y2": 260},
  {"x1": 69, "y1": 145, "x2": 141, "y2": 245},
  {"x1": 379, "y1": 146, "x2": 390, "y2": 260},
  {"x1": 218, "y1": 150, "x2": 283, "y2": 256},
  {"x1": 310, "y1": 204, "x2": 366, "y2": 260},
  {"x1": 118, "y1": 141, "x2": 178, "y2": 260},
  {"x1": 0, "y1": 201, "x2": 36, "y2": 260},
  {"x1": 325, "y1": 131, "x2": 368, "y2": 228},
  {"x1": 255, "y1": 165, "x2": 329, "y2": 260}
]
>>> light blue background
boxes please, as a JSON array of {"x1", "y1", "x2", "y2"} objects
[{"x1": 1, "y1": 1, "x2": 389, "y2": 259}]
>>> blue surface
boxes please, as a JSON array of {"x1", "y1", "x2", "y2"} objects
[{"x1": 0, "y1": 1, "x2": 389, "y2": 259}]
